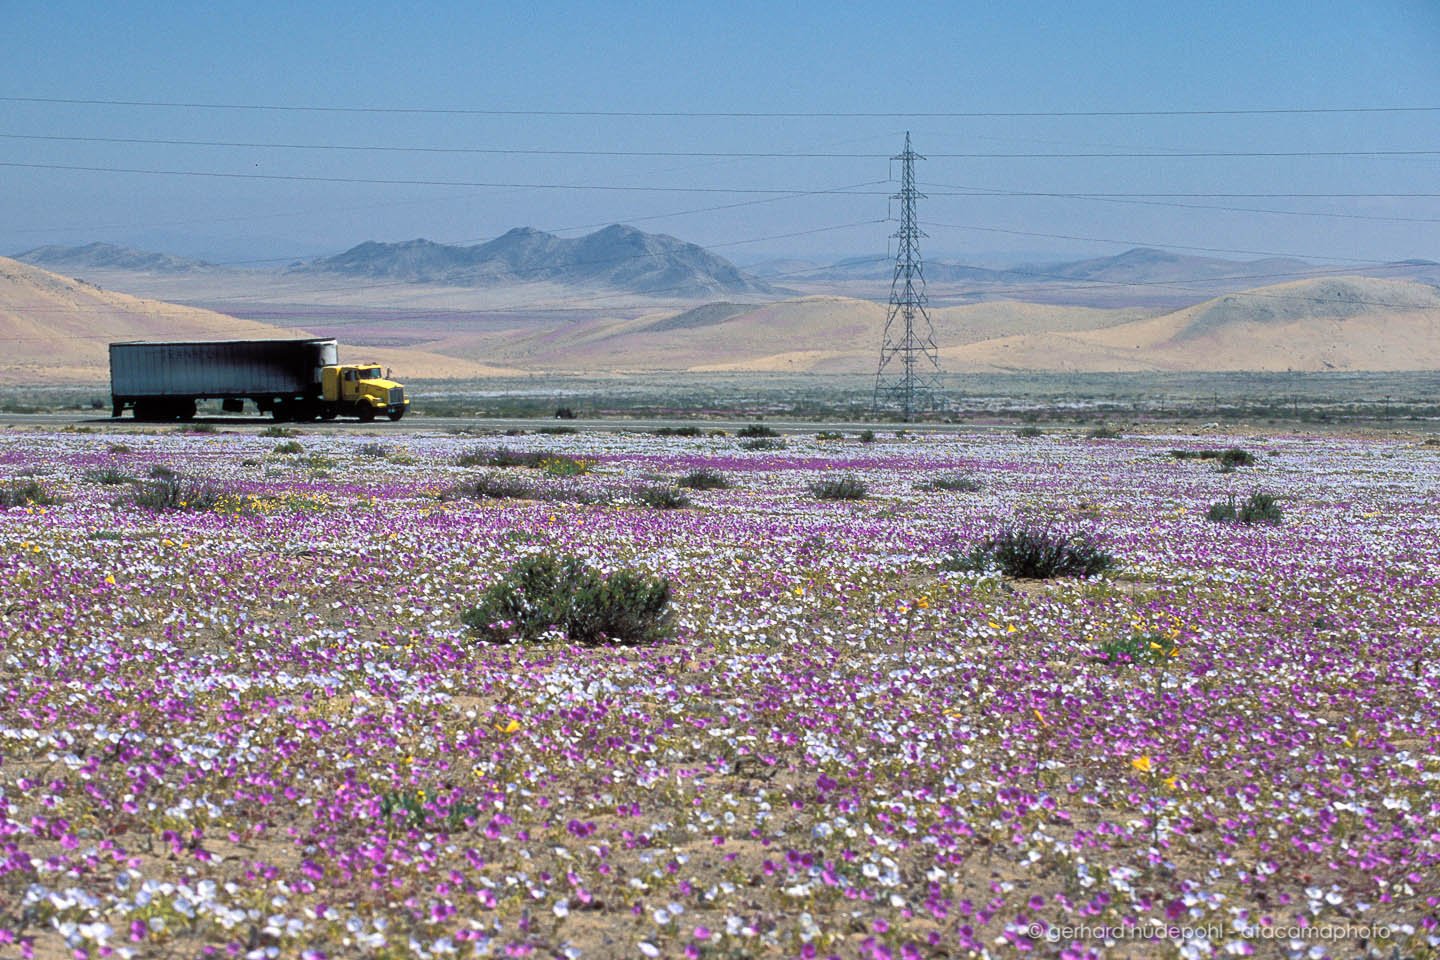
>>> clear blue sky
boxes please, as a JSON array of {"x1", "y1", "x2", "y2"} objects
[{"x1": 2, "y1": 0, "x2": 1437, "y2": 266}]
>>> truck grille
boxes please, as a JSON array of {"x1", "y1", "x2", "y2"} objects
[{"x1": 389, "y1": 387, "x2": 404, "y2": 404}]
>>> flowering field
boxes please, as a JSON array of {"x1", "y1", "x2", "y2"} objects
[{"x1": 1, "y1": 426, "x2": 1437, "y2": 960}]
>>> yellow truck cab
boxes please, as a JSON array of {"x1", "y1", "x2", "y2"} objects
[{"x1": 322, "y1": 363, "x2": 409, "y2": 421}]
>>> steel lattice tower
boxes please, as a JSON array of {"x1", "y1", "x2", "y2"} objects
[{"x1": 873, "y1": 132, "x2": 944, "y2": 420}]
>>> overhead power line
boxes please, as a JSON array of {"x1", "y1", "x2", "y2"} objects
[
  {"x1": 921, "y1": 179, "x2": 1440, "y2": 224},
  {"x1": 4, "y1": 160, "x2": 1437, "y2": 200},
  {"x1": 926, "y1": 187, "x2": 1440, "y2": 199},
  {"x1": 4, "y1": 95, "x2": 1439, "y2": 118},
  {"x1": 4, "y1": 132, "x2": 1437, "y2": 160},
  {"x1": 0, "y1": 161, "x2": 884, "y2": 195}
]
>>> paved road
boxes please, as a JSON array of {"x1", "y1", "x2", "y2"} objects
[{"x1": 0, "y1": 412, "x2": 1021, "y2": 435}]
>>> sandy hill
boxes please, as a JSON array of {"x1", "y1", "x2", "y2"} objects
[
  {"x1": 1029, "y1": 246, "x2": 1315, "y2": 284},
  {"x1": 6, "y1": 261, "x2": 1435, "y2": 381},
  {"x1": 0, "y1": 257, "x2": 516, "y2": 384},
  {"x1": 947, "y1": 276, "x2": 1440, "y2": 372},
  {"x1": 449, "y1": 296, "x2": 1147, "y2": 372},
  {"x1": 454, "y1": 276, "x2": 1440, "y2": 374}
]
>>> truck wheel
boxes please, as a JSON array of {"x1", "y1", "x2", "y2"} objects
[
  {"x1": 321, "y1": 408, "x2": 338, "y2": 421},
  {"x1": 358, "y1": 406, "x2": 375, "y2": 422},
  {"x1": 387, "y1": 408, "x2": 406, "y2": 422}
]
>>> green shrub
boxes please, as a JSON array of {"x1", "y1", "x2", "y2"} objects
[
  {"x1": 944, "y1": 524, "x2": 1113, "y2": 579},
  {"x1": 634, "y1": 485, "x2": 690, "y2": 509},
  {"x1": 380, "y1": 790, "x2": 478, "y2": 833},
  {"x1": 537, "y1": 426, "x2": 578, "y2": 435},
  {"x1": 858, "y1": 429, "x2": 877, "y2": 444},
  {"x1": 107, "y1": 442, "x2": 133, "y2": 454},
  {"x1": 917, "y1": 472, "x2": 983, "y2": 493},
  {"x1": 677, "y1": 468, "x2": 730, "y2": 490},
  {"x1": 474, "y1": 447, "x2": 542, "y2": 468},
  {"x1": 741, "y1": 437, "x2": 786, "y2": 451},
  {"x1": 1241, "y1": 493, "x2": 1284, "y2": 524},
  {"x1": 1099, "y1": 631, "x2": 1179, "y2": 665},
  {"x1": 451, "y1": 474, "x2": 536, "y2": 500},
  {"x1": 357, "y1": 442, "x2": 389, "y2": 458},
  {"x1": 260, "y1": 425, "x2": 296, "y2": 438},
  {"x1": 816, "y1": 431, "x2": 844, "y2": 441},
  {"x1": 455, "y1": 447, "x2": 512, "y2": 467},
  {"x1": 1206, "y1": 500, "x2": 1237, "y2": 523},
  {"x1": 737, "y1": 423, "x2": 779, "y2": 438},
  {"x1": 1207, "y1": 492, "x2": 1283, "y2": 526},
  {"x1": 455, "y1": 448, "x2": 587, "y2": 474},
  {"x1": 1172, "y1": 447, "x2": 1256, "y2": 468},
  {"x1": 0, "y1": 479, "x2": 61, "y2": 508},
  {"x1": 1086, "y1": 426, "x2": 1122, "y2": 439},
  {"x1": 272, "y1": 440, "x2": 305, "y2": 455},
  {"x1": 540, "y1": 454, "x2": 589, "y2": 476},
  {"x1": 83, "y1": 467, "x2": 133, "y2": 486},
  {"x1": 652, "y1": 426, "x2": 704, "y2": 437},
  {"x1": 463, "y1": 554, "x2": 673, "y2": 646},
  {"x1": 129, "y1": 473, "x2": 226, "y2": 511},
  {"x1": 1016, "y1": 426, "x2": 1044, "y2": 438},
  {"x1": 1098, "y1": 633, "x2": 1152, "y2": 663},
  {"x1": 447, "y1": 474, "x2": 614, "y2": 505},
  {"x1": 810, "y1": 475, "x2": 868, "y2": 501}
]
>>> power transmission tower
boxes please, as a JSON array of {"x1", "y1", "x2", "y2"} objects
[{"x1": 873, "y1": 132, "x2": 944, "y2": 421}]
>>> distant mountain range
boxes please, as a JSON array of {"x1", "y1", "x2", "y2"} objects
[
  {"x1": 292, "y1": 225, "x2": 776, "y2": 297},
  {"x1": 15, "y1": 242, "x2": 217, "y2": 275},
  {"x1": 14, "y1": 235, "x2": 1440, "y2": 310},
  {"x1": 794, "y1": 246, "x2": 1440, "y2": 288},
  {"x1": 17, "y1": 226, "x2": 776, "y2": 298}
]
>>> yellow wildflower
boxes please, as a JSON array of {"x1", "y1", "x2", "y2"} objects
[{"x1": 1131, "y1": 755, "x2": 1153, "y2": 774}]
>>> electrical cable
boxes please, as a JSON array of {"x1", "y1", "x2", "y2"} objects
[
  {"x1": 4, "y1": 132, "x2": 1437, "y2": 160},
  {"x1": 5, "y1": 95, "x2": 1438, "y2": 118}
]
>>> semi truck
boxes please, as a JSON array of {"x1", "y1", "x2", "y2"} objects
[{"x1": 109, "y1": 338, "x2": 409, "y2": 422}]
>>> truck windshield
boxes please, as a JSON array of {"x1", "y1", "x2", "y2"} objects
[{"x1": 357, "y1": 367, "x2": 383, "y2": 379}]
